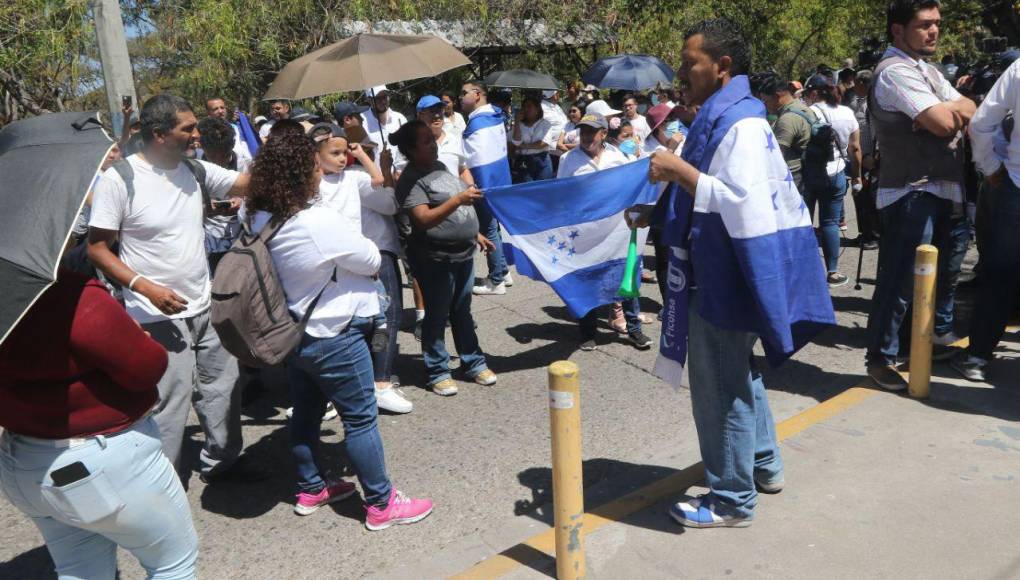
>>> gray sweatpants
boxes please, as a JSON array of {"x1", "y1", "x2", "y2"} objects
[{"x1": 143, "y1": 309, "x2": 242, "y2": 477}]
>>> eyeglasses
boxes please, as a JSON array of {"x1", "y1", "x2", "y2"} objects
[{"x1": 460, "y1": 89, "x2": 479, "y2": 96}]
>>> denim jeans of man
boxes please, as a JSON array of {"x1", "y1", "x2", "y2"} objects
[
  {"x1": 866, "y1": 192, "x2": 952, "y2": 366},
  {"x1": 805, "y1": 171, "x2": 847, "y2": 273},
  {"x1": 0, "y1": 417, "x2": 198, "y2": 580},
  {"x1": 285, "y1": 317, "x2": 392, "y2": 506},
  {"x1": 142, "y1": 309, "x2": 242, "y2": 477},
  {"x1": 473, "y1": 200, "x2": 508, "y2": 285},
  {"x1": 687, "y1": 292, "x2": 783, "y2": 519},
  {"x1": 513, "y1": 152, "x2": 553, "y2": 183},
  {"x1": 372, "y1": 251, "x2": 403, "y2": 382},
  {"x1": 934, "y1": 215, "x2": 970, "y2": 336},
  {"x1": 408, "y1": 252, "x2": 489, "y2": 384},
  {"x1": 579, "y1": 298, "x2": 643, "y2": 338},
  {"x1": 967, "y1": 177, "x2": 1020, "y2": 360}
]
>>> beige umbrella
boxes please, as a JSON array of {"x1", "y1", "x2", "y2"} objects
[{"x1": 263, "y1": 33, "x2": 473, "y2": 100}]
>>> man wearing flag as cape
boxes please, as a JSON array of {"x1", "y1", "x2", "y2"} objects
[{"x1": 642, "y1": 19, "x2": 836, "y2": 528}]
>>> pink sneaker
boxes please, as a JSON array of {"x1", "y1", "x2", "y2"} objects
[
  {"x1": 364, "y1": 488, "x2": 434, "y2": 531},
  {"x1": 294, "y1": 480, "x2": 357, "y2": 516}
]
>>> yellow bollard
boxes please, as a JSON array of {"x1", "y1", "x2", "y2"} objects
[
  {"x1": 548, "y1": 361, "x2": 585, "y2": 579},
  {"x1": 909, "y1": 244, "x2": 939, "y2": 399}
]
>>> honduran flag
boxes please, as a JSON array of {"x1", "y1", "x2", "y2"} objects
[
  {"x1": 652, "y1": 75, "x2": 835, "y2": 386},
  {"x1": 237, "y1": 112, "x2": 260, "y2": 156},
  {"x1": 482, "y1": 158, "x2": 657, "y2": 318},
  {"x1": 462, "y1": 104, "x2": 527, "y2": 269}
]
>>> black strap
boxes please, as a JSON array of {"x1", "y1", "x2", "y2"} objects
[{"x1": 181, "y1": 157, "x2": 211, "y2": 209}]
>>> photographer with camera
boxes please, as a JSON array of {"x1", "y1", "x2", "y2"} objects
[{"x1": 864, "y1": 0, "x2": 976, "y2": 390}]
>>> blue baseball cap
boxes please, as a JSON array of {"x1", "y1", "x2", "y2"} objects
[{"x1": 416, "y1": 95, "x2": 444, "y2": 113}]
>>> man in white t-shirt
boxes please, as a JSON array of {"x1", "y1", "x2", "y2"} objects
[
  {"x1": 416, "y1": 95, "x2": 473, "y2": 181},
  {"x1": 88, "y1": 94, "x2": 266, "y2": 483},
  {"x1": 361, "y1": 85, "x2": 408, "y2": 166},
  {"x1": 622, "y1": 94, "x2": 652, "y2": 144},
  {"x1": 258, "y1": 99, "x2": 291, "y2": 142}
]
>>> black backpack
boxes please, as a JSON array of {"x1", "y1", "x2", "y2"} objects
[{"x1": 782, "y1": 107, "x2": 838, "y2": 189}]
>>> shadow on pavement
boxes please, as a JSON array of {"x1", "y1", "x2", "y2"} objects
[
  {"x1": 195, "y1": 425, "x2": 355, "y2": 521},
  {"x1": 0, "y1": 546, "x2": 55, "y2": 580},
  {"x1": 514, "y1": 458, "x2": 684, "y2": 523}
]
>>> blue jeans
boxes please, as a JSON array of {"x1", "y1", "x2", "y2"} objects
[
  {"x1": 513, "y1": 152, "x2": 554, "y2": 183},
  {"x1": 579, "y1": 298, "x2": 642, "y2": 338},
  {"x1": 866, "y1": 192, "x2": 952, "y2": 366},
  {"x1": 967, "y1": 178, "x2": 1020, "y2": 359},
  {"x1": 687, "y1": 292, "x2": 783, "y2": 519},
  {"x1": 934, "y1": 215, "x2": 970, "y2": 336},
  {"x1": 372, "y1": 251, "x2": 403, "y2": 382},
  {"x1": 0, "y1": 417, "x2": 198, "y2": 579},
  {"x1": 407, "y1": 251, "x2": 489, "y2": 385},
  {"x1": 474, "y1": 200, "x2": 508, "y2": 285},
  {"x1": 806, "y1": 171, "x2": 847, "y2": 273},
  {"x1": 285, "y1": 318, "x2": 392, "y2": 506}
]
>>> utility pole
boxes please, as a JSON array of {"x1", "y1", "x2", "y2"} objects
[{"x1": 92, "y1": 0, "x2": 136, "y2": 138}]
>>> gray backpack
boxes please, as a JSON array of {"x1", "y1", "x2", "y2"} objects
[{"x1": 210, "y1": 218, "x2": 334, "y2": 367}]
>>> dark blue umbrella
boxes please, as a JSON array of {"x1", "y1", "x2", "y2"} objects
[{"x1": 582, "y1": 55, "x2": 675, "y2": 91}]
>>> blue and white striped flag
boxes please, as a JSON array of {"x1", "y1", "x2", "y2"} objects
[{"x1": 483, "y1": 158, "x2": 657, "y2": 318}]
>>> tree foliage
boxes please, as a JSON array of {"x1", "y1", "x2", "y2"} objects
[{"x1": 1, "y1": 0, "x2": 1016, "y2": 125}]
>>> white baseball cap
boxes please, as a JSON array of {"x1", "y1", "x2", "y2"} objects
[
  {"x1": 542, "y1": 89, "x2": 558, "y2": 99},
  {"x1": 585, "y1": 99, "x2": 622, "y2": 117},
  {"x1": 364, "y1": 85, "x2": 390, "y2": 97}
]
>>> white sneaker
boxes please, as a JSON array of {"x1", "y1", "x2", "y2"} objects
[
  {"x1": 933, "y1": 331, "x2": 963, "y2": 346},
  {"x1": 472, "y1": 278, "x2": 506, "y2": 295},
  {"x1": 375, "y1": 387, "x2": 413, "y2": 414},
  {"x1": 285, "y1": 403, "x2": 338, "y2": 421},
  {"x1": 504, "y1": 272, "x2": 514, "y2": 287}
]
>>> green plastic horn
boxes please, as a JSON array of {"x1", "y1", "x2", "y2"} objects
[{"x1": 618, "y1": 227, "x2": 641, "y2": 298}]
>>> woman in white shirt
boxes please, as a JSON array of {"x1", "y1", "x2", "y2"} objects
[
  {"x1": 556, "y1": 102, "x2": 585, "y2": 155},
  {"x1": 510, "y1": 96, "x2": 555, "y2": 183},
  {"x1": 245, "y1": 133, "x2": 433, "y2": 530},
  {"x1": 803, "y1": 75, "x2": 862, "y2": 287},
  {"x1": 440, "y1": 91, "x2": 466, "y2": 136}
]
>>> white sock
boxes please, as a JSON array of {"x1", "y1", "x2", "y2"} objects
[{"x1": 416, "y1": 309, "x2": 425, "y2": 321}]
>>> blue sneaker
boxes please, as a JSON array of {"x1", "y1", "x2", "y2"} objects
[{"x1": 669, "y1": 494, "x2": 752, "y2": 528}]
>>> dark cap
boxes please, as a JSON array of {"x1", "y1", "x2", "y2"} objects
[
  {"x1": 333, "y1": 101, "x2": 369, "y2": 120},
  {"x1": 577, "y1": 113, "x2": 608, "y2": 130},
  {"x1": 805, "y1": 74, "x2": 834, "y2": 91},
  {"x1": 308, "y1": 122, "x2": 345, "y2": 142},
  {"x1": 290, "y1": 107, "x2": 316, "y2": 122}
]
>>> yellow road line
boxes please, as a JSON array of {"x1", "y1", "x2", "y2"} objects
[{"x1": 451, "y1": 385, "x2": 879, "y2": 580}]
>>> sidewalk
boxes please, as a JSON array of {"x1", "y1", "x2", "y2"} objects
[{"x1": 434, "y1": 333, "x2": 1020, "y2": 580}]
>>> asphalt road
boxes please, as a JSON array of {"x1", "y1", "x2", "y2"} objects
[{"x1": 0, "y1": 197, "x2": 999, "y2": 579}]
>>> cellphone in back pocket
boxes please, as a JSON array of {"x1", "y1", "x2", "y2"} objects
[{"x1": 50, "y1": 461, "x2": 90, "y2": 487}]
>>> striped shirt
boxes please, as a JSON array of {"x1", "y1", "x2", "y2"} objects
[{"x1": 873, "y1": 46, "x2": 964, "y2": 209}]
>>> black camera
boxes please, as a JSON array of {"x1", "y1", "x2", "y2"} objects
[{"x1": 982, "y1": 37, "x2": 1008, "y2": 55}]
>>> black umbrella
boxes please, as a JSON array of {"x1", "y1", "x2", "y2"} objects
[
  {"x1": 483, "y1": 69, "x2": 559, "y2": 91},
  {"x1": 0, "y1": 112, "x2": 114, "y2": 345}
]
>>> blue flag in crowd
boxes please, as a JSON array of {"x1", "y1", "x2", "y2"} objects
[
  {"x1": 236, "y1": 112, "x2": 260, "y2": 156},
  {"x1": 483, "y1": 158, "x2": 657, "y2": 319},
  {"x1": 652, "y1": 75, "x2": 835, "y2": 386}
]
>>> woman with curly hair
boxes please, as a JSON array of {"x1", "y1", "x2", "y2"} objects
[{"x1": 245, "y1": 132, "x2": 433, "y2": 530}]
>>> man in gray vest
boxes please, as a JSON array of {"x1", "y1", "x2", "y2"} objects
[{"x1": 864, "y1": 0, "x2": 975, "y2": 390}]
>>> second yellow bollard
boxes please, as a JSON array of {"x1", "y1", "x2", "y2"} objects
[
  {"x1": 908, "y1": 244, "x2": 939, "y2": 399},
  {"x1": 548, "y1": 361, "x2": 585, "y2": 579}
]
